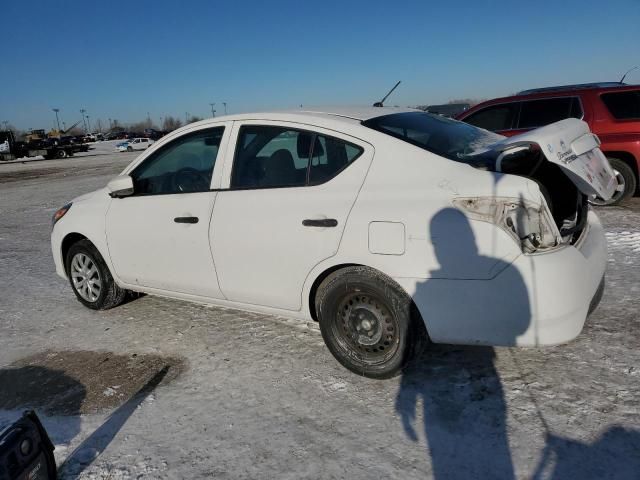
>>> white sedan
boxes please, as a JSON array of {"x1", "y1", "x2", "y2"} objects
[
  {"x1": 117, "y1": 137, "x2": 154, "y2": 152},
  {"x1": 51, "y1": 107, "x2": 615, "y2": 378}
]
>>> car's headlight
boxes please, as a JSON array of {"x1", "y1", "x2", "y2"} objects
[
  {"x1": 452, "y1": 196, "x2": 560, "y2": 253},
  {"x1": 52, "y1": 203, "x2": 72, "y2": 227}
]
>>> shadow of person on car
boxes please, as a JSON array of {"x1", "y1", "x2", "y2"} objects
[
  {"x1": 395, "y1": 207, "x2": 532, "y2": 479},
  {"x1": 0, "y1": 365, "x2": 85, "y2": 447}
]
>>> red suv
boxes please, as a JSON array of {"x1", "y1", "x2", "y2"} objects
[{"x1": 457, "y1": 83, "x2": 640, "y2": 205}]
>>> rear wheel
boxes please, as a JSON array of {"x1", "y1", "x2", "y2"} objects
[
  {"x1": 590, "y1": 158, "x2": 636, "y2": 206},
  {"x1": 316, "y1": 266, "x2": 424, "y2": 379},
  {"x1": 65, "y1": 239, "x2": 126, "y2": 310}
]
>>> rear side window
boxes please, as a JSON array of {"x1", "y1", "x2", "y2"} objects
[
  {"x1": 601, "y1": 90, "x2": 640, "y2": 119},
  {"x1": 518, "y1": 97, "x2": 581, "y2": 129},
  {"x1": 231, "y1": 126, "x2": 363, "y2": 189},
  {"x1": 463, "y1": 103, "x2": 518, "y2": 131},
  {"x1": 309, "y1": 136, "x2": 362, "y2": 184}
]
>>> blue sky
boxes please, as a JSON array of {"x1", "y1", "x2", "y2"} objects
[{"x1": 2, "y1": 0, "x2": 639, "y2": 130}]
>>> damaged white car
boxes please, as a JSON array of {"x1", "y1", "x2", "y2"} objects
[{"x1": 51, "y1": 108, "x2": 615, "y2": 378}]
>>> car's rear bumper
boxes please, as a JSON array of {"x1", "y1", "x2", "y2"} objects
[{"x1": 397, "y1": 209, "x2": 607, "y2": 347}]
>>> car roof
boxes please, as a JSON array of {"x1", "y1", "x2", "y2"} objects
[
  {"x1": 457, "y1": 83, "x2": 639, "y2": 119},
  {"x1": 187, "y1": 106, "x2": 418, "y2": 127},
  {"x1": 488, "y1": 83, "x2": 639, "y2": 103},
  {"x1": 517, "y1": 82, "x2": 635, "y2": 95}
]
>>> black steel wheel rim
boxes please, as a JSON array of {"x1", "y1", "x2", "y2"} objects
[{"x1": 332, "y1": 291, "x2": 400, "y2": 365}]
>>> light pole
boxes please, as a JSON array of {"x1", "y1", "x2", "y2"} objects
[
  {"x1": 209, "y1": 103, "x2": 216, "y2": 117},
  {"x1": 86, "y1": 115, "x2": 91, "y2": 133},
  {"x1": 160, "y1": 116, "x2": 164, "y2": 129},
  {"x1": 185, "y1": 112, "x2": 189, "y2": 123},
  {"x1": 80, "y1": 109, "x2": 87, "y2": 132},
  {"x1": 223, "y1": 102, "x2": 227, "y2": 115},
  {"x1": 52, "y1": 108, "x2": 61, "y2": 131}
]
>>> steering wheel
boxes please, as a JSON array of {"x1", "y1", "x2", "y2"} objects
[{"x1": 172, "y1": 167, "x2": 210, "y2": 193}]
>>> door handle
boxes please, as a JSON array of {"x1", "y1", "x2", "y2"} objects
[
  {"x1": 302, "y1": 218, "x2": 338, "y2": 227},
  {"x1": 174, "y1": 216, "x2": 199, "y2": 224}
]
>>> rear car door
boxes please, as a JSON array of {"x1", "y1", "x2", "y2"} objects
[
  {"x1": 210, "y1": 121, "x2": 373, "y2": 311},
  {"x1": 105, "y1": 125, "x2": 230, "y2": 297}
]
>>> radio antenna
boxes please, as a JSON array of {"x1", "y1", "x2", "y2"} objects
[
  {"x1": 620, "y1": 66, "x2": 638, "y2": 84},
  {"x1": 373, "y1": 81, "x2": 401, "y2": 107}
]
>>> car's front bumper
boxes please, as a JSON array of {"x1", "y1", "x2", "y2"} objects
[{"x1": 397, "y1": 209, "x2": 607, "y2": 347}]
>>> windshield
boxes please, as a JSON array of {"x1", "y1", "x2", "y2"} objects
[{"x1": 362, "y1": 111, "x2": 504, "y2": 161}]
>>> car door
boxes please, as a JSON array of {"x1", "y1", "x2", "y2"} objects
[
  {"x1": 105, "y1": 125, "x2": 230, "y2": 298},
  {"x1": 210, "y1": 121, "x2": 373, "y2": 311}
]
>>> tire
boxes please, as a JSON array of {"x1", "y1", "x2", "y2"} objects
[
  {"x1": 56, "y1": 149, "x2": 67, "y2": 159},
  {"x1": 590, "y1": 158, "x2": 636, "y2": 206},
  {"x1": 315, "y1": 266, "x2": 425, "y2": 379},
  {"x1": 65, "y1": 239, "x2": 126, "y2": 310},
  {"x1": 126, "y1": 146, "x2": 133, "y2": 152}
]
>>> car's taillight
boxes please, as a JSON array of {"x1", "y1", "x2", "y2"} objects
[{"x1": 452, "y1": 196, "x2": 560, "y2": 253}]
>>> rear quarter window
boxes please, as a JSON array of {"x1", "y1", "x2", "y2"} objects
[
  {"x1": 600, "y1": 90, "x2": 640, "y2": 120},
  {"x1": 517, "y1": 97, "x2": 581, "y2": 129},
  {"x1": 463, "y1": 103, "x2": 518, "y2": 131}
]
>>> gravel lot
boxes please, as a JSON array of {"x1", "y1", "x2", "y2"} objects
[{"x1": 1, "y1": 143, "x2": 639, "y2": 479}]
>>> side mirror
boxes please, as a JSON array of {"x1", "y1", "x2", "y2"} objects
[{"x1": 107, "y1": 175, "x2": 134, "y2": 198}]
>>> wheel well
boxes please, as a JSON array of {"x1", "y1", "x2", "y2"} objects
[
  {"x1": 604, "y1": 151, "x2": 639, "y2": 194},
  {"x1": 307, "y1": 264, "x2": 426, "y2": 334},
  {"x1": 308, "y1": 263, "x2": 360, "y2": 321},
  {"x1": 61, "y1": 233, "x2": 88, "y2": 271}
]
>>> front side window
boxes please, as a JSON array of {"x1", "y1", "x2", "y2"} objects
[
  {"x1": 132, "y1": 127, "x2": 224, "y2": 195},
  {"x1": 517, "y1": 97, "x2": 581, "y2": 129},
  {"x1": 231, "y1": 126, "x2": 363, "y2": 188},
  {"x1": 601, "y1": 90, "x2": 640, "y2": 119},
  {"x1": 463, "y1": 103, "x2": 518, "y2": 131}
]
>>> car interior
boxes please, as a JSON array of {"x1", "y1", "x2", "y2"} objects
[{"x1": 131, "y1": 129, "x2": 223, "y2": 195}]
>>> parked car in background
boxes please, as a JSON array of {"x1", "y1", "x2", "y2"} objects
[
  {"x1": 84, "y1": 133, "x2": 106, "y2": 142},
  {"x1": 421, "y1": 103, "x2": 470, "y2": 118},
  {"x1": 117, "y1": 137, "x2": 154, "y2": 152},
  {"x1": 143, "y1": 128, "x2": 166, "y2": 140},
  {"x1": 456, "y1": 83, "x2": 640, "y2": 205},
  {"x1": 51, "y1": 108, "x2": 613, "y2": 378}
]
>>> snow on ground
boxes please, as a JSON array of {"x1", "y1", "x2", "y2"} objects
[
  {"x1": 606, "y1": 230, "x2": 640, "y2": 253},
  {"x1": 0, "y1": 154, "x2": 639, "y2": 479}
]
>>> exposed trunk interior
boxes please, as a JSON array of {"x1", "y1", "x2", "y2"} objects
[{"x1": 497, "y1": 146, "x2": 588, "y2": 244}]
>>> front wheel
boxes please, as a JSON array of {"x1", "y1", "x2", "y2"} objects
[
  {"x1": 316, "y1": 266, "x2": 424, "y2": 379},
  {"x1": 126, "y1": 146, "x2": 133, "y2": 152},
  {"x1": 65, "y1": 239, "x2": 126, "y2": 310},
  {"x1": 590, "y1": 158, "x2": 636, "y2": 206}
]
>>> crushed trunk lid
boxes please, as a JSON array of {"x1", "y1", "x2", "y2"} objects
[{"x1": 466, "y1": 119, "x2": 617, "y2": 200}]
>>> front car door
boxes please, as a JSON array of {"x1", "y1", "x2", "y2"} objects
[
  {"x1": 210, "y1": 121, "x2": 373, "y2": 311},
  {"x1": 105, "y1": 125, "x2": 230, "y2": 298}
]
